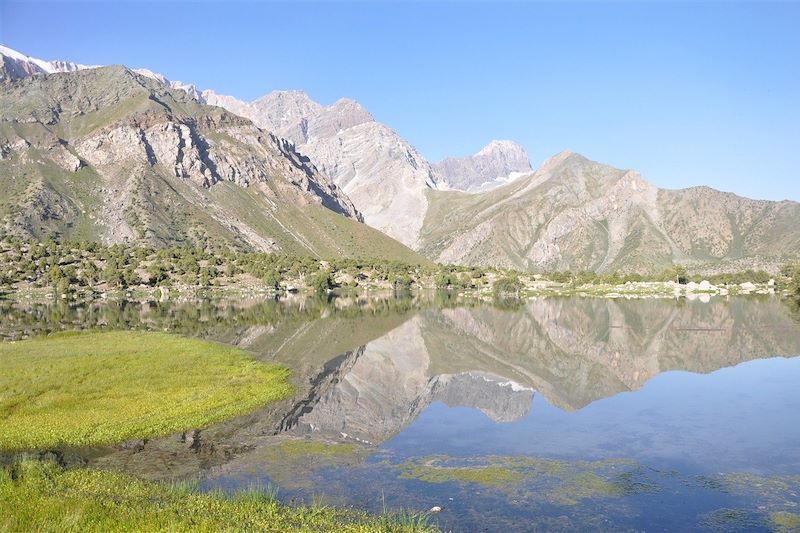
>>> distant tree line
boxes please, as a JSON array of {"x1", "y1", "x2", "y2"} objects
[{"x1": 0, "y1": 238, "x2": 796, "y2": 301}]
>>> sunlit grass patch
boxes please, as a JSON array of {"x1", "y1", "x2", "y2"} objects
[
  {"x1": 0, "y1": 460, "x2": 438, "y2": 532},
  {"x1": 0, "y1": 331, "x2": 293, "y2": 450}
]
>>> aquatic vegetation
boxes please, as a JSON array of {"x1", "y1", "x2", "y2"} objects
[
  {"x1": 697, "y1": 508, "x2": 770, "y2": 532},
  {"x1": 395, "y1": 455, "x2": 656, "y2": 504},
  {"x1": 398, "y1": 457, "x2": 525, "y2": 488},
  {"x1": 0, "y1": 460, "x2": 438, "y2": 532},
  {"x1": 265, "y1": 440, "x2": 362, "y2": 460},
  {"x1": 771, "y1": 512, "x2": 800, "y2": 533},
  {"x1": 236, "y1": 439, "x2": 371, "y2": 490},
  {"x1": 686, "y1": 471, "x2": 800, "y2": 524},
  {"x1": 720, "y1": 472, "x2": 800, "y2": 502},
  {"x1": 0, "y1": 331, "x2": 293, "y2": 450}
]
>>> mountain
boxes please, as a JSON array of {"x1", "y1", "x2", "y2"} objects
[
  {"x1": 435, "y1": 139, "x2": 532, "y2": 192},
  {"x1": 0, "y1": 44, "x2": 99, "y2": 80},
  {"x1": 0, "y1": 66, "x2": 426, "y2": 262},
  {"x1": 201, "y1": 90, "x2": 444, "y2": 248},
  {"x1": 4, "y1": 45, "x2": 798, "y2": 273},
  {"x1": 420, "y1": 151, "x2": 800, "y2": 273}
]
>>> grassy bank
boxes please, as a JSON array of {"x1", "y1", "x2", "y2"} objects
[
  {"x1": 0, "y1": 331, "x2": 292, "y2": 450},
  {"x1": 0, "y1": 460, "x2": 437, "y2": 532}
]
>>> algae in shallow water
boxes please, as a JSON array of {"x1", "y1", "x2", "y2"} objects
[
  {"x1": 398, "y1": 457, "x2": 524, "y2": 489},
  {"x1": 698, "y1": 508, "x2": 770, "y2": 532},
  {"x1": 395, "y1": 455, "x2": 657, "y2": 505},
  {"x1": 771, "y1": 511, "x2": 800, "y2": 533},
  {"x1": 237, "y1": 439, "x2": 370, "y2": 490}
]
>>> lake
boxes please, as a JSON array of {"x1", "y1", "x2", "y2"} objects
[{"x1": 3, "y1": 295, "x2": 800, "y2": 532}]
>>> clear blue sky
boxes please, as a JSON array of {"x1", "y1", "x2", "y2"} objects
[{"x1": 2, "y1": 1, "x2": 798, "y2": 201}]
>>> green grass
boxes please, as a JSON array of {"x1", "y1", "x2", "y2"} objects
[
  {"x1": 208, "y1": 182, "x2": 430, "y2": 264},
  {"x1": 0, "y1": 331, "x2": 293, "y2": 450},
  {"x1": 0, "y1": 460, "x2": 438, "y2": 532}
]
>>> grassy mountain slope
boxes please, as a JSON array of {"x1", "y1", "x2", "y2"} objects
[{"x1": 0, "y1": 67, "x2": 426, "y2": 263}]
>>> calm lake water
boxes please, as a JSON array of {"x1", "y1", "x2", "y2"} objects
[{"x1": 4, "y1": 295, "x2": 800, "y2": 532}]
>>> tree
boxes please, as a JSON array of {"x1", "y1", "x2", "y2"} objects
[
  {"x1": 494, "y1": 276, "x2": 522, "y2": 297},
  {"x1": 54, "y1": 278, "x2": 71, "y2": 297},
  {"x1": 672, "y1": 265, "x2": 688, "y2": 284},
  {"x1": 434, "y1": 272, "x2": 453, "y2": 289},
  {"x1": 123, "y1": 267, "x2": 140, "y2": 287},
  {"x1": 792, "y1": 268, "x2": 800, "y2": 298},
  {"x1": 147, "y1": 262, "x2": 168, "y2": 286},
  {"x1": 262, "y1": 270, "x2": 281, "y2": 290},
  {"x1": 307, "y1": 271, "x2": 332, "y2": 294}
]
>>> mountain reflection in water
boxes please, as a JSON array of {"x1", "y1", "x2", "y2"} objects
[
  {"x1": 4, "y1": 295, "x2": 800, "y2": 531},
  {"x1": 277, "y1": 297, "x2": 800, "y2": 446}
]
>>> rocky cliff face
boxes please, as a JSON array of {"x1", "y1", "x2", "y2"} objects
[
  {"x1": 200, "y1": 90, "x2": 445, "y2": 248},
  {"x1": 435, "y1": 140, "x2": 532, "y2": 192},
  {"x1": 0, "y1": 66, "x2": 424, "y2": 261},
  {"x1": 421, "y1": 151, "x2": 800, "y2": 272}
]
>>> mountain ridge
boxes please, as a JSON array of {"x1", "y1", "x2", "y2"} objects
[
  {"x1": 421, "y1": 151, "x2": 800, "y2": 272},
  {"x1": 3, "y1": 44, "x2": 799, "y2": 273},
  {"x1": 0, "y1": 65, "x2": 427, "y2": 263},
  {"x1": 200, "y1": 88, "x2": 443, "y2": 247}
]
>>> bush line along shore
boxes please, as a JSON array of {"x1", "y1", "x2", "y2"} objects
[{"x1": 2, "y1": 238, "x2": 799, "y2": 302}]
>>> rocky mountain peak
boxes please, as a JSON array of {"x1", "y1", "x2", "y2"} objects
[
  {"x1": 328, "y1": 98, "x2": 374, "y2": 122},
  {"x1": 131, "y1": 68, "x2": 203, "y2": 102},
  {"x1": 476, "y1": 139, "x2": 528, "y2": 159},
  {"x1": 304, "y1": 97, "x2": 374, "y2": 141},
  {"x1": 434, "y1": 139, "x2": 532, "y2": 192}
]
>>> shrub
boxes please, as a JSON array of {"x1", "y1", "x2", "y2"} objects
[
  {"x1": 434, "y1": 272, "x2": 453, "y2": 289},
  {"x1": 307, "y1": 271, "x2": 332, "y2": 293},
  {"x1": 393, "y1": 275, "x2": 412, "y2": 292},
  {"x1": 262, "y1": 270, "x2": 281, "y2": 290},
  {"x1": 494, "y1": 276, "x2": 521, "y2": 297}
]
